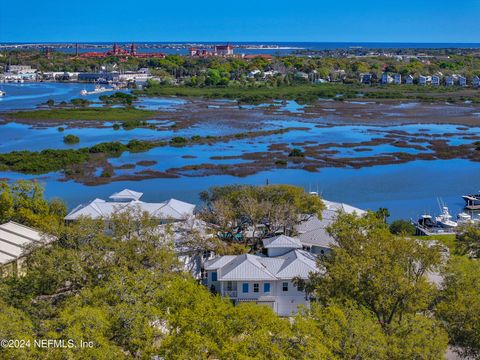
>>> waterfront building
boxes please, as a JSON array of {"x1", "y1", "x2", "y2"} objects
[
  {"x1": 65, "y1": 189, "x2": 195, "y2": 223},
  {"x1": 393, "y1": 73, "x2": 401, "y2": 84},
  {"x1": 431, "y1": 75, "x2": 440, "y2": 86},
  {"x1": 359, "y1": 73, "x2": 372, "y2": 84},
  {"x1": 295, "y1": 200, "x2": 365, "y2": 256},
  {"x1": 0, "y1": 222, "x2": 54, "y2": 277},
  {"x1": 418, "y1": 75, "x2": 431, "y2": 85},
  {"x1": 458, "y1": 76, "x2": 467, "y2": 87},
  {"x1": 77, "y1": 72, "x2": 120, "y2": 83},
  {"x1": 445, "y1": 76, "x2": 455, "y2": 86},
  {"x1": 405, "y1": 74, "x2": 414, "y2": 84},
  {"x1": 204, "y1": 238, "x2": 318, "y2": 316},
  {"x1": 6, "y1": 65, "x2": 36, "y2": 74},
  {"x1": 214, "y1": 44, "x2": 234, "y2": 56},
  {"x1": 381, "y1": 72, "x2": 393, "y2": 84},
  {"x1": 204, "y1": 200, "x2": 365, "y2": 316},
  {"x1": 473, "y1": 76, "x2": 480, "y2": 87}
]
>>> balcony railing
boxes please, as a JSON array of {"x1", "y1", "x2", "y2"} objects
[{"x1": 223, "y1": 290, "x2": 237, "y2": 298}]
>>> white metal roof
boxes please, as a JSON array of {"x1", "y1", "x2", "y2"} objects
[
  {"x1": 263, "y1": 235, "x2": 302, "y2": 249},
  {"x1": 0, "y1": 221, "x2": 53, "y2": 265},
  {"x1": 206, "y1": 249, "x2": 319, "y2": 281},
  {"x1": 296, "y1": 200, "x2": 365, "y2": 249},
  {"x1": 109, "y1": 189, "x2": 143, "y2": 201},
  {"x1": 65, "y1": 191, "x2": 196, "y2": 221}
]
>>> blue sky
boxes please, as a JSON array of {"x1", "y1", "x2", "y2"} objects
[{"x1": 1, "y1": 0, "x2": 479, "y2": 43}]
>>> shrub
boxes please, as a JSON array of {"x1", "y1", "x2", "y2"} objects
[{"x1": 63, "y1": 134, "x2": 80, "y2": 144}]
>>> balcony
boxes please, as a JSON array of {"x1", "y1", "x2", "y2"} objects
[{"x1": 223, "y1": 290, "x2": 238, "y2": 298}]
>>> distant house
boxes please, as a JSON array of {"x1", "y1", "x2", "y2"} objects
[
  {"x1": 431, "y1": 76, "x2": 440, "y2": 86},
  {"x1": 64, "y1": 189, "x2": 196, "y2": 223},
  {"x1": 418, "y1": 75, "x2": 431, "y2": 85},
  {"x1": 405, "y1": 74, "x2": 414, "y2": 84},
  {"x1": 381, "y1": 72, "x2": 393, "y2": 84},
  {"x1": 445, "y1": 76, "x2": 455, "y2": 86},
  {"x1": 360, "y1": 73, "x2": 372, "y2": 84},
  {"x1": 393, "y1": 73, "x2": 402, "y2": 85},
  {"x1": 473, "y1": 76, "x2": 480, "y2": 87},
  {"x1": 458, "y1": 76, "x2": 467, "y2": 87},
  {"x1": 214, "y1": 44, "x2": 234, "y2": 56},
  {"x1": 0, "y1": 222, "x2": 55, "y2": 277},
  {"x1": 295, "y1": 71, "x2": 309, "y2": 80},
  {"x1": 248, "y1": 69, "x2": 261, "y2": 78}
]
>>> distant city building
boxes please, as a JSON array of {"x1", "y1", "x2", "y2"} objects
[
  {"x1": 189, "y1": 44, "x2": 234, "y2": 57},
  {"x1": 6, "y1": 65, "x2": 36, "y2": 74},
  {"x1": 78, "y1": 43, "x2": 165, "y2": 59},
  {"x1": 431, "y1": 75, "x2": 441, "y2": 86}
]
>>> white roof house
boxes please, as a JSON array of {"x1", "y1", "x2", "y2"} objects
[
  {"x1": 0, "y1": 222, "x2": 54, "y2": 274},
  {"x1": 296, "y1": 200, "x2": 366, "y2": 255},
  {"x1": 65, "y1": 189, "x2": 196, "y2": 221}
]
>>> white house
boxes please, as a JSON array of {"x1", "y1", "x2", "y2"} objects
[
  {"x1": 204, "y1": 199, "x2": 366, "y2": 316},
  {"x1": 405, "y1": 74, "x2": 414, "y2": 84},
  {"x1": 247, "y1": 69, "x2": 261, "y2": 78},
  {"x1": 393, "y1": 73, "x2": 402, "y2": 85},
  {"x1": 473, "y1": 76, "x2": 480, "y2": 87},
  {"x1": 296, "y1": 200, "x2": 366, "y2": 256},
  {"x1": 431, "y1": 75, "x2": 441, "y2": 86},
  {"x1": 0, "y1": 221, "x2": 54, "y2": 276},
  {"x1": 205, "y1": 236, "x2": 319, "y2": 316},
  {"x1": 458, "y1": 76, "x2": 467, "y2": 87},
  {"x1": 65, "y1": 189, "x2": 195, "y2": 223},
  {"x1": 445, "y1": 76, "x2": 455, "y2": 86}
]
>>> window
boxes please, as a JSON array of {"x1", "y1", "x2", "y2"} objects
[
  {"x1": 253, "y1": 283, "x2": 259, "y2": 293},
  {"x1": 211, "y1": 271, "x2": 217, "y2": 282},
  {"x1": 282, "y1": 282, "x2": 289, "y2": 292},
  {"x1": 242, "y1": 283, "x2": 249, "y2": 293},
  {"x1": 264, "y1": 283, "x2": 271, "y2": 293},
  {"x1": 227, "y1": 281, "x2": 233, "y2": 291}
]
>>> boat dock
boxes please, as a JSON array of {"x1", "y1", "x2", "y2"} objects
[{"x1": 415, "y1": 225, "x2": 456, "y2": 236}]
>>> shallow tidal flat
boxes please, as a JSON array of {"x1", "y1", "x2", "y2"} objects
[{"x1": 2, "y1": 89, "x2": 480, "y2": 219}]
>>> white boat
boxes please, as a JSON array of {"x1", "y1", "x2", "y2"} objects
[
  {"x1": 0, "y1": 90, "x2": 5, "y2": 97},
  {"x1": 80, "y1": 89, "x2": 88, "y2": 96},
  {"x1": 79, "y1": 85, "x2": 113, "y2": 96},
  {"x1": 457, "y1": 212, "x2": 474, "y2": 225},
  {"x1": 435, "y1": 206, "x2": 458, "y2": 229}
]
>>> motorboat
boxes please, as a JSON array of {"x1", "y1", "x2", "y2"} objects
[
  {"x1": 435, "y1": 206, "x2": 458, "y2": 229},
  {"x1": 80, "y1": 89, "x2": 88, "y2": 96},
  {"x1": 0, "y1": 90, "x2": 5, "y2": 97},
  {"x1": 417, "y1": 214, "x2": 436, "y2": 228},
  {"x1": 457, "y1": 212, "x2": 474, "y2": 225}
]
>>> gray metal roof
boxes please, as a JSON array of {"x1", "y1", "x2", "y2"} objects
[
  {"x1": 0, "y1": 222, "x2": 53, "y2": 265},
  {"x1": 206, "y1": 249, "x2": 319, "y2": 281},
  {"x1": 263, "y1": 235, "x2": 302, "y2": 249},
  {"x1": 296, "y1": 200, "x2": 366, "y2": 249}
]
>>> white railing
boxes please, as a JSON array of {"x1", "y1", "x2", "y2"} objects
[{"x1": 223, "y1": 290, "x2": 237, "y2": 298}]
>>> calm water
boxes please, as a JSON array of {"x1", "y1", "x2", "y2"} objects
[{"x1": 1, "y1": 82, "x2": 479, "y2": 220}]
